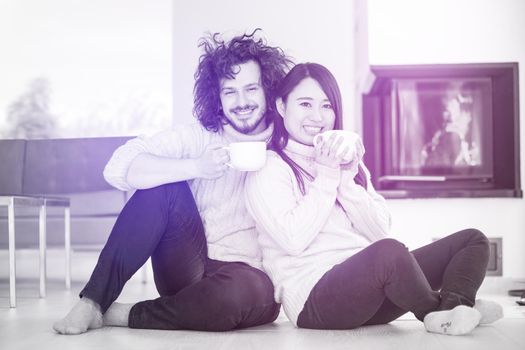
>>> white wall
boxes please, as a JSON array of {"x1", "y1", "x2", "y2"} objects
[
  {"x1": 174, "y1": 0, "x2": 525, "y2": 277},
  {"x1": 172, "y1": 0, "x2": 357, "y2": 128},
  {"x1": 367, "y1": 0, "x2": 525, "y2": 277},
  {"x1": 0, "y1": 0, "x2": 172, "y2": 137}
]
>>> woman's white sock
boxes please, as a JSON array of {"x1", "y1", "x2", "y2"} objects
[
  {"x1": 474, "y1": 299, "x2": 503, "y2": 324},
  {"x1": 423, "y1": 305, "x2": 481, "y2": 335}
]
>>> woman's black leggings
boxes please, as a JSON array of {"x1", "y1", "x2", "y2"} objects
[{"x1": 297, "y1": 230, "x2": 490, "y2": 329}]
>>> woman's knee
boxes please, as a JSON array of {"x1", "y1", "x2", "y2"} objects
[
  {"x1": 457, "y1": 228, "x2": 490, "y2": 248},
  {"x1": 369, "y1": 238, "x2": 408, "y2": 257},
  {"x1": 365, "y1": 238, "x2": 412, "y2": 269}
]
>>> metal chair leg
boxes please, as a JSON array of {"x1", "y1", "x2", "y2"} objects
[
  {"x1": 65, "y1": 207, "x2": 71, "y2": 289},
  {"x1": 39, "y1": 204, "x2": 47, "y2": 298},
  {"x1": 8, "y1": 198, "x2": 16, "y2": 308}
]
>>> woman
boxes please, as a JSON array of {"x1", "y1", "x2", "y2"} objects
[{"x1": 245, "y1": 63, "x2": 502, "y2": 334}]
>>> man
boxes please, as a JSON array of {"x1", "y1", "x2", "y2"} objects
[{"x1": 53, "y1": 30, "x2": 293, "y2": 334}]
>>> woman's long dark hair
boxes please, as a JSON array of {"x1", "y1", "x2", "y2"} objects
[{"x1": 269, "y1": 63, "x2": 367, "y2": 194}]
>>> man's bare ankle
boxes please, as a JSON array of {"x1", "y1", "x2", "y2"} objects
[{"x1": 80, "y1": 297, "x2": 102, "y2": 313}]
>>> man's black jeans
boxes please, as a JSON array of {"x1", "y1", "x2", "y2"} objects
[{"x1": 80, "y1": 182, "x2": 280, "y2": 331}]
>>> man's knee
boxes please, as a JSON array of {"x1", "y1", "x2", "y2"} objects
[
  {"x1": 160, "y1": 181, "x2": 191, "y2": 192},
  {"x1": 132, "y1": 181, "x2": 191, "y2": 199},
  {"x1": 158, "y1": 181, "x2": 193, "y2": 202},
  {"x1": 130, "y1": 181, "x2": 199, "y2": 221}
]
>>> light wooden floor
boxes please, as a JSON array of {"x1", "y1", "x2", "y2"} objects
[{"x1": 1, "y1": 249, "x2": 525, "y2": 350}]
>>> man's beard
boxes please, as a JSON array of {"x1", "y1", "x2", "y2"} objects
[{"x1": 227, "y1": 114, "x2": 266, "y2": 134}]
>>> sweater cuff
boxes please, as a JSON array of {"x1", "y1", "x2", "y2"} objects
[
  {"x1": 314, "y1": 163, "x2": 341, "y2": 188},
  {"x1": 338, "y1": 177, "x2": 367, "y2": 202}
]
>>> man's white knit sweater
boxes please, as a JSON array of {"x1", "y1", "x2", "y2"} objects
[
  {"x1": 103, "y1": 122, "x2": 274, "y2": 270},
  {"x1": 245, "y1": 139, "x2": 391, "y2": 326}
]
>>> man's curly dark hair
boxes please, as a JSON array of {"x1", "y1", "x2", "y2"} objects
[{"x1": 193, "y1": 29, "x2": 293, "y2": 132}]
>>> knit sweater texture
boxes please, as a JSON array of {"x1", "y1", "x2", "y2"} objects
[
  {"x1": 245, "y1": 139, "x2": 391, "y2": 326},
  {"x1": 103, "y1": 122, "x2": 274, "y2": 269}
]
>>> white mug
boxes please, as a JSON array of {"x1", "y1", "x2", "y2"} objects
[
  {"x1": 313, "y1": 130, "x2": 363, "y2": 162},
  {"x1": 223, "y1": 141, "x2": 267, "y2": 171}
]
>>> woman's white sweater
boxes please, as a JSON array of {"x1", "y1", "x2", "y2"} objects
[
  {"x1": 245, "y1": 139, "x2": 391, "y2": 326},
  {"x1": 103, "y1": 122, "x2": 274, "y2": 269}
]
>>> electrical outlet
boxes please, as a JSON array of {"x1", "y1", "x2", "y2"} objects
[{"x1": 486, "y1": 237, "x2": 503, "y2": 276}]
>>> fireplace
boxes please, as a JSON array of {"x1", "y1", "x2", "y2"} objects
[{"x1": 362, "y1": 63, "x2": 521, "y2": 198}]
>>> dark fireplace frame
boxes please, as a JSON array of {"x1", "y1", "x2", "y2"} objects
[{"x1": 362, "y1": 62, "x2": 521, "y2": 199}]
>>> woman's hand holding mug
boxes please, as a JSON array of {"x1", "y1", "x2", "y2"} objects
[{"x1": 313, "y1": 130, "x2": 364, "y2": 169}]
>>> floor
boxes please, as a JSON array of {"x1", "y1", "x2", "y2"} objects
[{"x1": 1, "y1": 249, "x2": 525, "y2": 350}]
